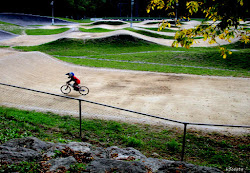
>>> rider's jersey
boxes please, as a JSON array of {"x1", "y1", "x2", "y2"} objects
[{"x1": 69, "y1": 76, "x2": 81, "y2": 84}]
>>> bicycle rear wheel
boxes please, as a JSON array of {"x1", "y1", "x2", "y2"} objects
[
  {"x1": 79, "y1": 86, "x2": 89, "y2": 95},
  {"x1": 60, "y1": 85, "x2": 71, "y2": 94}
]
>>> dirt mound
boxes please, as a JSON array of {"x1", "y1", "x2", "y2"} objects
[{"x1": 0, "y1": 49, "x2": 249, "y2": 134}]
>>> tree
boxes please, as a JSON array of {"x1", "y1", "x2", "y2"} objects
[{"x1": 147, "y1": 0, "x2": 250, "y2": 58}]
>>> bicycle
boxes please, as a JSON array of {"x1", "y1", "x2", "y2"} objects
[{"x1": 60, "y1": 83, "x2": 89, "y2": 95}]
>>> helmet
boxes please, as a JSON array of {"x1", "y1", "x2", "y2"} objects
[{"x1": 66, "y1": 72, "x2": 74, "y2": 77}]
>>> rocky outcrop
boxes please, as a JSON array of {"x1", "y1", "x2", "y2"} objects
[{"x1": 0, "y1": 137, "x2": 223, "y2": 173}]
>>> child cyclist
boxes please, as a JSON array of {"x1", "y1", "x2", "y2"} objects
[{"x1": 65, "y1": 72, "x2": 81, "y2": 90}]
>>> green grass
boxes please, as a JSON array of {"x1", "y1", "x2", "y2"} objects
[
  {"x1": 14, "y1": 36, "x2": 175, "y2": 55},
  {"x1": 79, "y1": 27, "x2": 114, "y2": 33},
  {"x1": 0, "y1": 106, "x2": 249, "y2": 171},
  {"x1": 0, "y1": 21, "x2": 25, "y2": 35},
  {"x1": 14, "y1": 36, "x2": 250, "y2": 77},
  {"x1": 25, "y1": 28, "x2": 70, "y2": 35},
  {"x1": 0, "y1": 46, "x2": 10, "y2": 48}
]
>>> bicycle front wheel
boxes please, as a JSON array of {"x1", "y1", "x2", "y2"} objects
[
  {"x1": 79, "y1": 86, "x2": 89, "y2": 95},
  {"x1": 60, "y1": 85, "x2": 71, "y2": 94}
]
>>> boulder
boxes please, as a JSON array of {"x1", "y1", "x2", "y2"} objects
[
  {"x1": 0, "y1": 137, "x2": 223, "y2": 173},
  {"x1": 46, "y1": 156, "x2": 77, "y2": 172},
  {"x1": 66, "y1": 141, "x2": 92, "y2": 153},
  {"x1": 86, "y1": 158, "x2": 148, "y2": 173},
  {"x1": 1, "y1": 137, "x2": 53, "y2": 152},
  {"x1": 0, "y1": 145, "x2": 42, "y2": 163},
  {"x1": 155, "y1": 161, "x2": 223, "y2": 173},
  {"x1": 0, "y1": 137, "x2": 53, "y2": 163},
  {"x1": 106, "y1": 146, "x2": 147, "y2": 161}
]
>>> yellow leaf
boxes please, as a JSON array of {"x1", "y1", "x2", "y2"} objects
[
  {"x1": 219, "y1": 34, "x2": 225, "y2": 39},
  {"x1": 239, "y1": 0, "x2": 243, "y2": 6}
]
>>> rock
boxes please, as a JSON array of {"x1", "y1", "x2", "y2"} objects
[
  {"x1": 140, "y1": 158, "x2": 175, "y2": 172},
  {"x1": 91, "y1": 147, "x2": 108, "y2": 159},
  {"x1": 0, "y1": 137, "x2": 223, "y2": 173},
  {"x1": 66, "y1": 141, "x2": 92, "y2": 153},
  {"x1": 0, "y1": 137, "x2": 53, "y2": 163},
  {"x1": 156, "y1": 161, "x2": 222, "y2": 173},
  {"x1": 107, "y1": 146, "x2": 147, "y2": 160},
  {"x1": 86, "y1": 158, "x2": 149, "y2": 173},
  {"x1": 46, "y1": 156, "x2": 77, "y2": 172},
  {"x1": 151, "y1": 152, "x2": 160, "y2": 157},
  {"x1": 0, "y1": 145, "x2": 42, "y2": 163},
  {"x1": 1, "y1": 137, "x2": 53, "y2": 152}
]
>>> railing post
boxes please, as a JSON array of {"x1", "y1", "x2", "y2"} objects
[
  {"x1": 181, "y1": 123, "x2": 188, "y2": 161},
  {"x1": 79, "y1": 100, "x2": 82, "y2": 141}
]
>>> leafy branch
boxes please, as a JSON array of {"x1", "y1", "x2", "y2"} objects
[{"x1": 147, "y1": 0, "x2": 250, "y2": 58}]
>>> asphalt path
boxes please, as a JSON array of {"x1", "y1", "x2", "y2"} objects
[
  {"x1": 0, "y1": 13, "x2": 76, "y2": 26},
  {"x1": 0, "y1": 30, "x2": 18, "y2": 41}
]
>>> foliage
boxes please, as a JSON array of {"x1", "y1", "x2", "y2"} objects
[
  {"x1": 143, "y1": 27, "x2": 177, "y2": 33},
  {"x1": 147, "y1": 0, "x2": 250, "y2": 58},
  {"x1": 0, "y1": 0, "x2": 141, "y2": 19}
]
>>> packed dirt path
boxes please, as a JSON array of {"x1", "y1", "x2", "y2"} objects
[{"x1": 0, "y1": 49, "x2": 249, "y2": 134}]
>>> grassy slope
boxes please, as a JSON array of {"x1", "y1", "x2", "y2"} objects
[
  {"x1": 25, "y1": 28, "x2": 70, "y2": 35},
  {"x1": 14, "y1": 36, "x2": 250, "y2": 77},
  {"x1": 79, "y1": 28, "x2": 114, "y2": 33},
  {"x1": 0, "y1": 21, "x2": 25, "y2": 35},
  {"x1": 0, "y1": 106, "x2": 249, "y2": 171}
]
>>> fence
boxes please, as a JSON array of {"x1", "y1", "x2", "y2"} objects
[{"x1": 0, "y1": 82, "x2": 249, "y2": 162}]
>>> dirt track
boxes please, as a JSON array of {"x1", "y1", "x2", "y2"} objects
[
  {"x1": 0, "y1": 49, "x2": 249, "y2": 134},
  {"x1": 0, "y1": 20, "x2": 242, "y2": 47},
  {"x1": 0, "y1": 19, "x2": 249, "y2": 134}
]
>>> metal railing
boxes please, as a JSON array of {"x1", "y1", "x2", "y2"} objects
[{"x1": 0, "y1": 82, "x2": 249, "y2": 161}]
